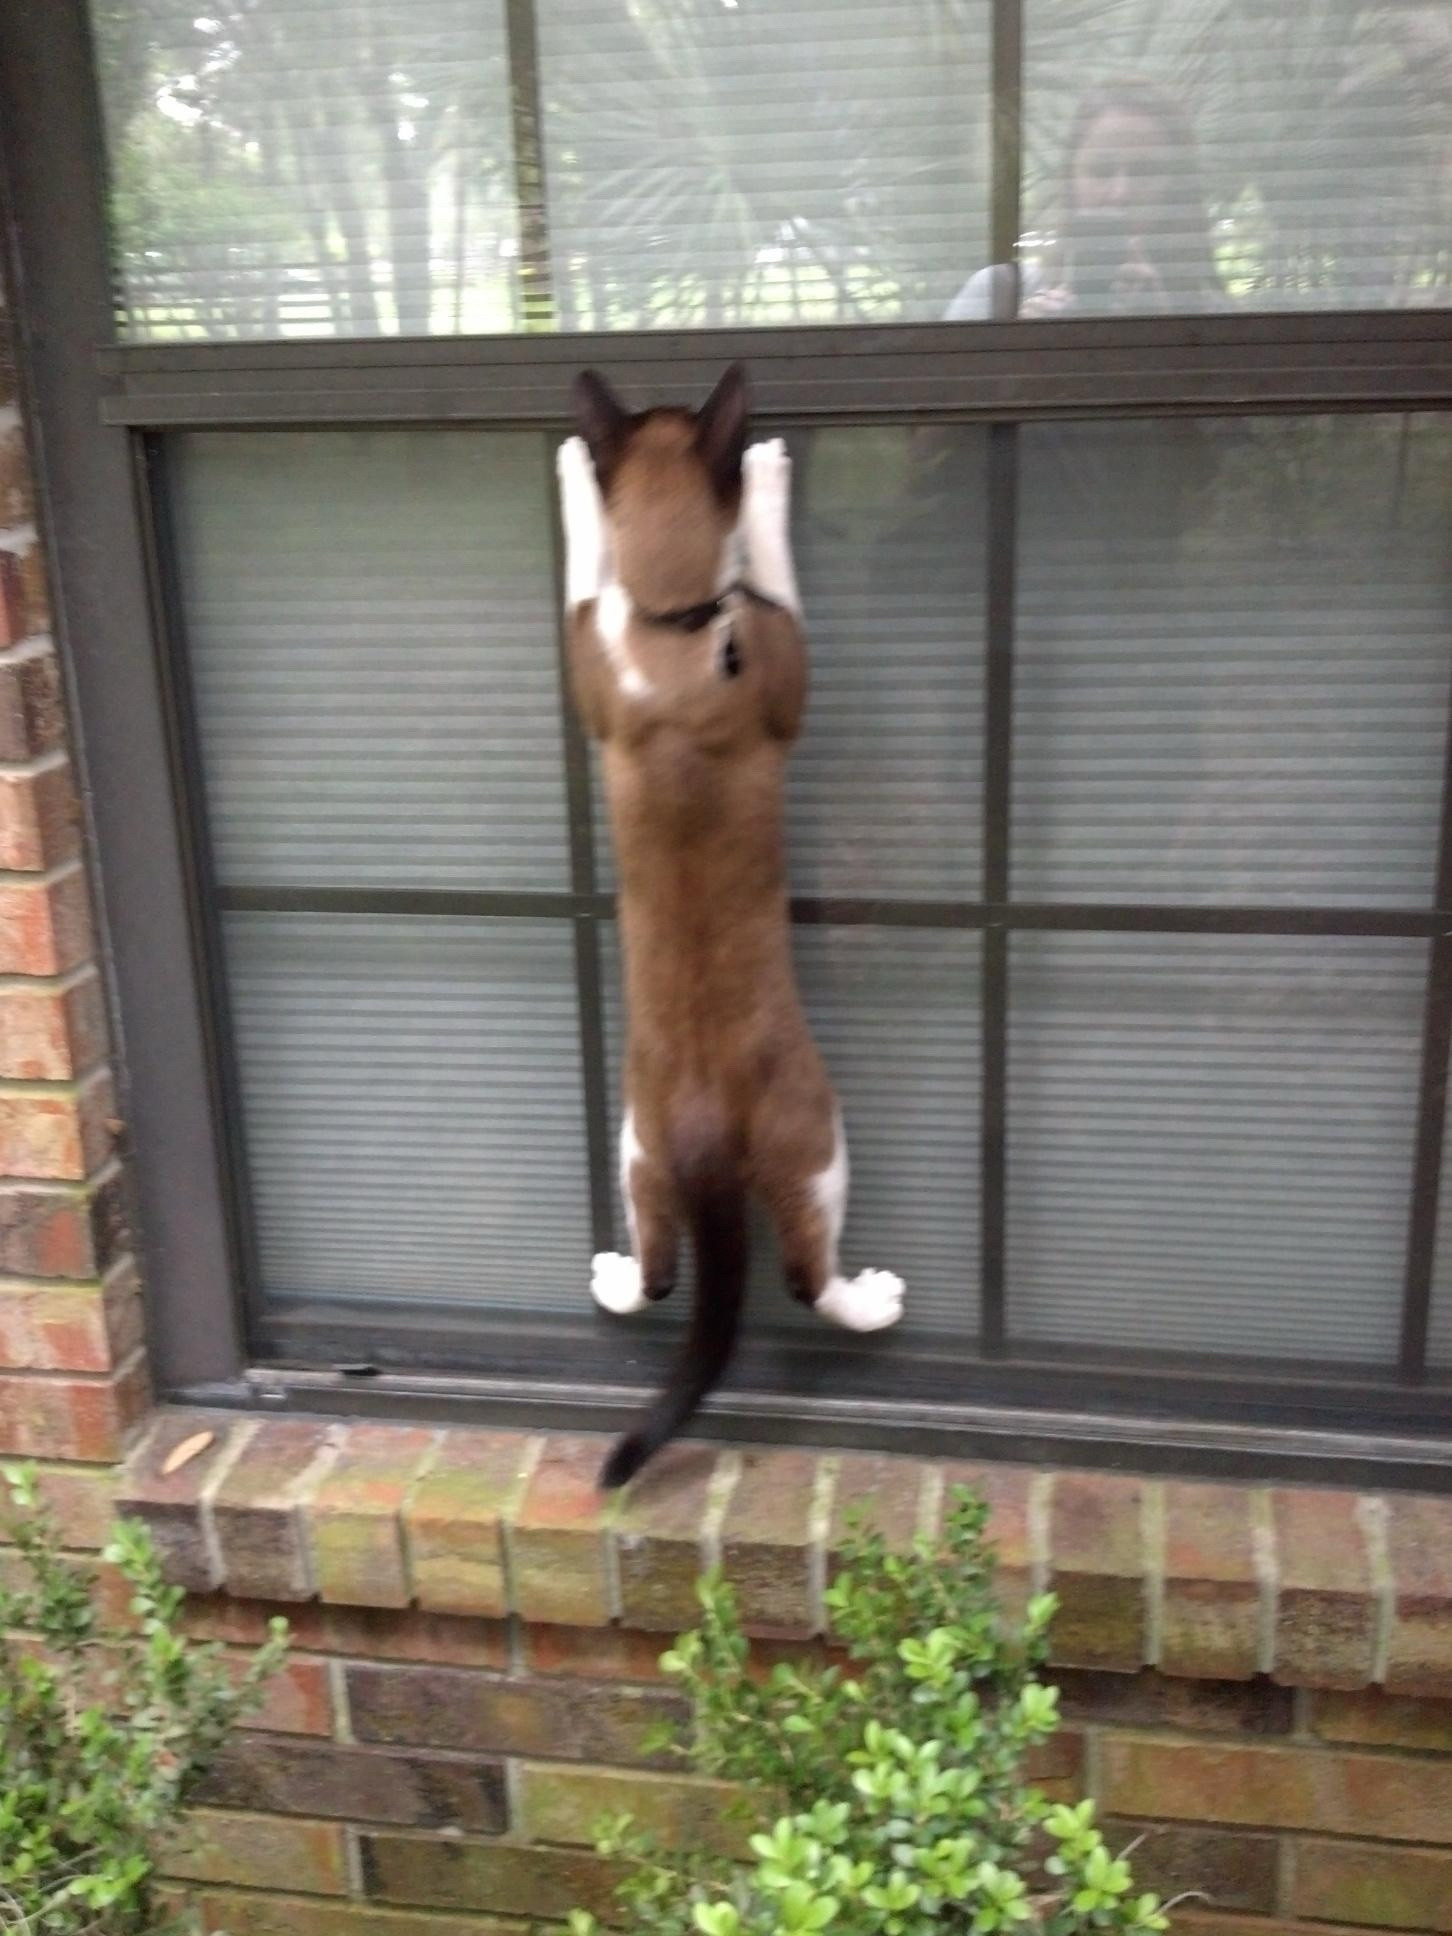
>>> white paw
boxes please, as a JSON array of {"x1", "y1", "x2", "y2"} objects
[
  {"x1": 814, "y1": 1269, "x2": 906, "y2": 1334},
  {"x1": 591, "y1": 1251, "x2": 649, "y2": 1316},
  {"x1": 557, "y1": 434, "x2": 594, "y2": 485},
  {"x1": 743, "y1": 438, "x2": 791, "y2": 499}
]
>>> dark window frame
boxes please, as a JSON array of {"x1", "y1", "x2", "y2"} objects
[{"x1": 4, "y1": 0, "x2": 1452, "y2": 1491}]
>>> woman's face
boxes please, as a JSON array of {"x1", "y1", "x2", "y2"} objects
[{"x1": 1070, "y1": 106, "x2": 1175, "y2": 229}]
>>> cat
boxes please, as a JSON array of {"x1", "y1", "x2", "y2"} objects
[{"x1": 557, "y1": 364, "x2": 905, "y2": 1490}]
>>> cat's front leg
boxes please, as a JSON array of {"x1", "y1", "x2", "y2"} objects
[
  {"x1": 742, "y1": 438, "x2": 801, "y2": 617},
  {"x1": 557, "y1": 435, "x2": 611, "y2": 608}
]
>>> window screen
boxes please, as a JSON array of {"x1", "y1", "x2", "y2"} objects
[{"x1": 94, "y1": 1, "x2": 1451, "y2": 340}]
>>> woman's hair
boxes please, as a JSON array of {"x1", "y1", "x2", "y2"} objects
[{"x1": 1053, "y1": 76, "x2": 1224, "y2": 303}]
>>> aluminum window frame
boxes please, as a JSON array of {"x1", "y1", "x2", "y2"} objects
[{"x1": 4, "y1": 0, "x2": 1452, "y2": 1490}]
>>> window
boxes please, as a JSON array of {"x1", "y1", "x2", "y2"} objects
[{"x1": 5, "y1": 0, "x2": 1452, "y2": 1479}]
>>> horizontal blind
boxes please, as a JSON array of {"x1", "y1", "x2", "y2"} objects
[
  {"x1": 171, "y1": 430, "x2": 571, "y2": 892},
  {"x1": 1025, "y1": 0, "x2": 1452, "y2": 314},
  {"x1": 1013, "y1": 416, "x2": 1452, "y2": 906},
  {"x1": 224, "y1": 914, "x2": 593, "y2": 1312},
  {"x1": 1429, "y1": 1084, "x2": 1452, "y2": 1369},
  {"x1": 1008, "y1": 932, "x2": 1424, "y2": 1363},
  {"x1": 93, "y1": 1, "x2": 520, "y2": 340},
  {"x1": 601, "y1": 925, "x2": 981, "y2": 1338},
  {"x1": 534, "y1": 0, "x2": 992, "y2": 329}
]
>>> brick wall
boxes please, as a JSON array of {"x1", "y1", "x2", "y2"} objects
[
  {"x1": 2, "y1": 241, "x2": 1452, "y2": 1936},
  {"x1": 0, "y1": 274, "x2": 148, "y2": 1501},
  {"x1": 105, "y1": 1419, "x2": 1452, "y2": 1936}
]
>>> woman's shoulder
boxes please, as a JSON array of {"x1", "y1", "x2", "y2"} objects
[{"x1": 943, "y1": 261, "x2": 1046, "y2": 321}]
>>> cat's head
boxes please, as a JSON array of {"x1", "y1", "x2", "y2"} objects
[{"x1": 572, "y1": 364, "x2": 748, "y2": 609}]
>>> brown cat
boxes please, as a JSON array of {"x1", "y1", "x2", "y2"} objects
[{"x1": 558, "y1": 365, "x2": 904, "y2": 1490}]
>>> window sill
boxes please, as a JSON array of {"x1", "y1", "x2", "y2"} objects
[{"x1": 119, "y1": 1409, "x2": 1452, "y2": 1698}]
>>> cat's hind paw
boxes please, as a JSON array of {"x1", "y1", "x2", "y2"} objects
[
  {"x1": 814, "y1": 1269, "x2": 905, "y2": 1334},
  {"x1": 591, "y1": 1251, "x2": 650, "y2": 1316}
]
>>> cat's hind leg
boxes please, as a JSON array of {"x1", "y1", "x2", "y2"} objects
[
  {"x1": 757, "y1": 1105, "x2": 904, "y2": 1333},
  {"x1": 591, "y1": 1108, "x2": 680, "y2": 1317}
]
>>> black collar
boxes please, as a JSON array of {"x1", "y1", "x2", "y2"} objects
[{"x1": 636, "y1": 581, "x2": 782, "y2": 633}]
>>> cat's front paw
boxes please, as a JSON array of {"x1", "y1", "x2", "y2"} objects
[
  {"x1": 814, "y1": 1269, "x2": 906, "y2": 1334},
  {"x1": 591, "y1": 1251, "x2": 649, "y2": 1316},
  {"x1": 743, "y1": 438, "x2": 791, "y2": 504},
  {"x1": 557, "y1": 434, "x2": 595, "y2": 487}
]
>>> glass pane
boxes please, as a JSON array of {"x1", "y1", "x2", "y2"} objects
[
  {"x1": 1008, "y1": 933, "x2": 1424, "y2": 1363},
  {"x1": 94, "y1": 0, "x2": 991, "y2": 338},
  {"x1": 225, "y1": 914, "x2": 592, "y2": 1312},
  {"x1": 92, "y1": 2, "x2": 520, "y2": 339},
  {"x1": 601, "y1": 925, "x2": 981, "y2": 1339},
  {"x1": 1014, "y1": 2, "x2": 1452, "y2": 317},
  {"x1": 538, "y1": 1, "x2": 991, "y2": 330},
  {"x1": 1013, "y1": 415, "x2": 1452, "y2": 906},
  {"x1": 171, "y1": 430, "x2": 571, "y2": 891}
]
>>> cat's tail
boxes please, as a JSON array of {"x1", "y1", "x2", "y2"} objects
[{"x1": 598, "y1": 1104, "x2": 747, "y2": 1491}]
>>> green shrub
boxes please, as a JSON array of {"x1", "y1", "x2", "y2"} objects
[
  {"x1": 0, "y1": 1463, "x2": 287, "y2": 1936},
  {"x1": 571, "y1": 1489, "x2": 1177, "y2": 1936}
]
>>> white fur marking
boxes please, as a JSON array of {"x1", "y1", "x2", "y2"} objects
[
  {"x1": 596, "y1": 580, "x2": 653, "y2": 699},
  {"x1": 557, "y1": 436, "x2": 610, "y2": 608},
  {"x1": 591, "y1": 1251, "x2": 650, "y2": 1316},
  {"x1": 814, "y1": 1269, "x2": 906, "y2": 1334},
  {"x1": 619, "y1": 1108, "x2": 644, "y2": 1256},
  {"x1": 742, "y1": 439, "x2": 801, "y2": 616},
  {"x1": 811, "y1": 1114, "x2": 849, "y2": 1275}
]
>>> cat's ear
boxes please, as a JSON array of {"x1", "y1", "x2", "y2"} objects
[
  {"x1": 694, "y1": 363, "x2": 749, "y2": 499},
  {"x1": 573, "y1": 370, "x2": 630, "y2": 480}
]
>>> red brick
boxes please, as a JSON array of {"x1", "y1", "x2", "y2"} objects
[
  {"x1": 241, "y1": 1652, "x2": 334, "y2": 1737},
  {"x1": 1160, "y1": 1482, "x2": 1264, "y2": 1681},
  {"x1": 184, "y1": 1595, "x2": 509, "y2": 1670},
  {"x1": 0, "y1": 644, "x2": 64, "y2": 763},
  {"x1": 346, "y1": 1662, "x2": 683, "y2": 1767},
  {"x1": 1272, "y1": 1490, "x2": 1379, "y2": 1689},
  {"x1": 120, "y1": 1411, "x2": 255, "y2": 1593},
  {"x1": 1386, "y1": 1494, "x2": 1452, "y2": 1697},
  {"x1": 161, "y1": 1810, "x2": 349, "y2": 1896},
  {"x1": 199, "y1": 1736, "x2": 507, "y2": 1833},
  {"x1": 510, "y1": 1434, "x2": 614, "y2": 1626},
  {"x1": 17, "y1": 549, "x2": 49, "y2": 638},
  {"x1": 0, "y1": 551, "x2": 26, "y2": 650},
  {"x1": 1291, "y1": 1838, "x2": 1452, "y2": 1932},
  {"x1": 525, "y1": 1622, "x2": 669, "y2": 1681},
  {"x1": 306, "y1": 1423, "x2": 435, "y2": 1608},
  {"x1": 1047, "y1": 1472, "x2": 1147, "y2": 1670},
  {"x1": 0, "y1": 1356, "x2": 147, "y2": 1461},
  {"x1": 187, "y1": 1893, "x2": 530, "y2": 1936},
  {"x1": 940, "y1": 1463, "x2": 1037, "y2": 1625},
  {"x1": 360, "y1": 1837, "x2": 621, "y2": 1923},
  {"x1": 0, "y1": 758, "x2": 79, "y2": 871},
  {"x1": 518, "y1": 1762, "x2": 742, "y2": 1856},
  {"x1": 0, "y1": 1278, "x2": 114, "y2": 1372},
  {"x1": 1100, "y1": 1820, "x2": 1280, "y2": 1915},
  {"x1": 0, "y1": 426, "x2": 31, "y2": 531},
  {"x1": 1174, "y1": 1917, "x2": 1394, "y2": 1936},
  {"x1": 0, "y1": 970, "x2": 107, "y2": 1081},
  {"x1": 1056, "y1": 1667, "x2": 1292, "y2": 1736},
  {"x1": 0, "y1": 1067, "x2": 114, "y2": 1181},
  {"x1": 0, "y1": 865, "x2": 93, "y2": 976},
  {"x1": 404, "y1": 1429, "x2": 532, "y2": 1617},
  {"x1": 212, "y1": 1418, "x2": 337, "y2": 1600},
  {"x1": 830, "y1": 1452, "x2": 924, "y2": 1557},
  {"x1": 0, "y1": 1170, "x2": 126, "y2": 1280},
  {"x1": 1310, "y1": 1688, "x2": 1452, "y2": 1754},
  {"x1": 720, "y1": 1449, "x2": 822, "y2": 1637},
  {"x1": 1101, "y1": 1734, "x2": 1452, "y2": 1844},
  {"x1": 22, "y1": 1459, "x2": 117, "y2": 1548},
  {"x1": 614, "y1": 1440, "x2": 717, "y2": 1631}
]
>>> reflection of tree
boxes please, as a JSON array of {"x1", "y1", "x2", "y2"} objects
[
  {"x1": 1030, "y1": 0, "x2": 1452, "y2": 306},
  {"x1": 94, "y1": 0, "x2": 518, "y2": 338},
  {"x1": 541, "y1": 0, "x2": 988, "y2": 329}
]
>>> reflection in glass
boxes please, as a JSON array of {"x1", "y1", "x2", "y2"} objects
[
  {"x1": 92, "y1": 0, "x2": 520, "y2": 338},
  {"x1": 1013, "y1": 415, "x2": 1452, "y2": 906},
  {"x1": 948, "y1": 2, "x2": 1452, "y2": 319},
  {"x1": 1008, "y1": 933, "x2": 1424, "y2": 1362}
]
